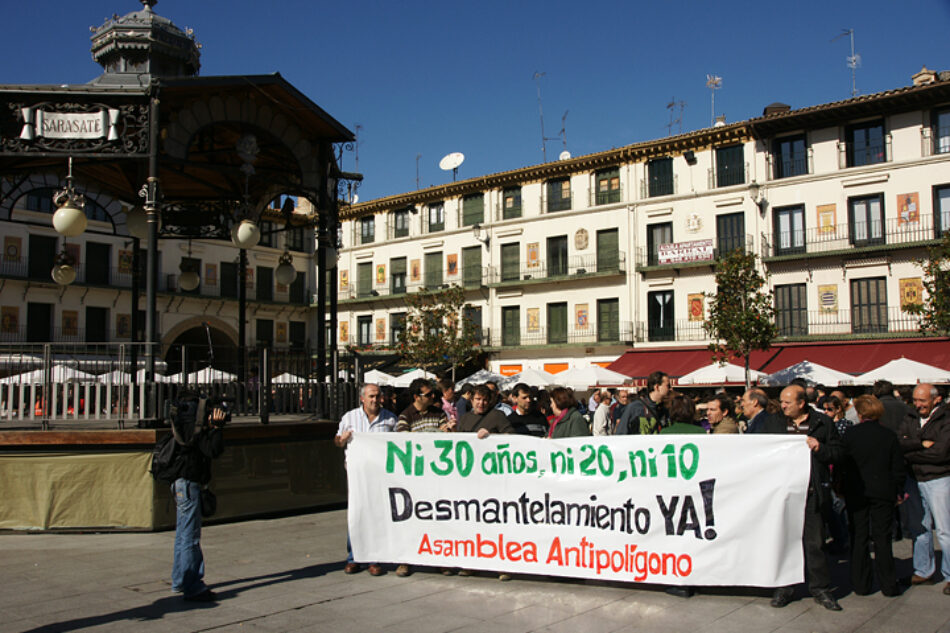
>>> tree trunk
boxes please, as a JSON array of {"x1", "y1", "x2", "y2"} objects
[{"x1": 744, "y1": 354, "x2": 751, "y2": 391}]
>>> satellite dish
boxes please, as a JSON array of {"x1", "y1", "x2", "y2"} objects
[
  {"x1": 439, "y1": 152, "x2": 465, "y2": 181},
  {"x1": 352, "y1": 194, "x2": 359, "y2": 204},
  {"x1": 559, "y1": 150, "x2": 571, "y2": 160}
]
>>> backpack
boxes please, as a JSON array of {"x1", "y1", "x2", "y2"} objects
[{"x1": 149, "y1": 392, "x2": 208, "y2": 482}]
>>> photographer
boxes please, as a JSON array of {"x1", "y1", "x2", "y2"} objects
[{"x1": 172, "y1": 405, "x2": 226, "y2": 602}]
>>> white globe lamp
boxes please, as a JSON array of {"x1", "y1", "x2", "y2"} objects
[
  {"x1": 52, "y1": 199, "x2": 87, "y2": 237},
  {"x1": 231, "y1": 219, "x2": 261, "y2": 249}
]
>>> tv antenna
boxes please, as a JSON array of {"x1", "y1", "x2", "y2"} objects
[
  {"x1": 705, "y1": 75, "x2": 722, "y2": 127},
  {"x1": 533, "y1": 72, "x2": 568, "y2": 162},
  {"x1": 831, "y1": 29, "x2": 860, "y2": 97},
  {"x1": 439, "y1": 152, "x2": 465, "y2": 181},
  {"x1": 666, "y1": 97, "x2": 685, "y2": 136},
  {"x1": 348, "y1": 124, "x2": 362, "y2": 203},
  {"x1": 416, "y1": 153, "x2": 421, "y2": 189}
]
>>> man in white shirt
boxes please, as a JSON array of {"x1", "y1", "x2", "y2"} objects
[{"x1": 335, "y1": 383, "x2": 396, "y2": 576}]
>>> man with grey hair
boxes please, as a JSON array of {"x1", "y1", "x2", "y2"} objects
[
  {"x1": 899, "y1": 383, "x2": 950, "y2": 594},
  {"x1": 335, "y1": 383, "x2": 397, "y2": 576},
  {"x1": 741, "y1": 388, "x2": 784, "y2": 434}
]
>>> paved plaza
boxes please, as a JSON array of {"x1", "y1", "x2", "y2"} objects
[{"x1": 1, "y1": 509, "x2": 949, "y2": 633}]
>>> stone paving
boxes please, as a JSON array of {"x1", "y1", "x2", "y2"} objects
[{"x1": 1, "y1": 509, "x2": 949, "y2": 633}]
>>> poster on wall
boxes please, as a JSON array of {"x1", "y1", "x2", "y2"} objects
[
  {"x1": 818, "y1": 285, "x2": 838, "y2": 313},
  {"x1": 1, "y1": 306, "x2": 18, "y2": 333},
  {"x1": 205, "y1": 263, "x2": 217, "y2": 286},
  {"x1": 376, "y1": 318, "x2": 386, "y2": 341},
  {"x1": 276, "y1": 322, "x2": 287, "y2": 343},
  {"x1": 526, "y1": 308, "x2": 540, "y2": 332},
  {"x1": 688, "y1": 293, "x2": 704, "y2": 321},
  {"x1": 3, "y1": 236, "x2": 20, "y2": 262},
  {"x1": 900, "y1": 277, "x2": 924, "y2": 307},
  {"x1": 61, "y1": 310, "x2": 78, "y2": 337},
  {"x1": 339, "y1": 269, "x2": 349, "y2": 290},
  {"x1": 526, "y1": 243, "x2": 540, "y2": 268},
  {"x1": 897, "y1": 192, "x2": 920, "y2": 225},
  {"x1": 447, "y1": 253, "x2": 458, "y2": 276},
  {"x1": 117, "y1": 249, "x2": 132, "y2": 274},
  {"x1": 410, "y1": 259, "x2": 421, "y2": 282},
  {"x1": 816, "y1": 204, "x2": 836, "y2": 234},
  {"x1": 116, "y1": 314, "x2": 131, "y2": 339},
  {"x1": 576, "y1": 304, "x2": 589, "y2": 329},
  {"x1": 376, "y1": 264, "x2": 386, "y2": 285},
  {"x1": 340, "y1": 321, "x2": 349, "y2": 343}
]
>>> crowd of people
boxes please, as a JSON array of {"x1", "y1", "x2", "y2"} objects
[{"x1": 334, "y1": 370, "x2": 950, "y2": 612}]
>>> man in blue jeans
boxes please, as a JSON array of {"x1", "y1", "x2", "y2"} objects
[{"x1": 172, "y1": 406, "x2": 225, "y2": 602}]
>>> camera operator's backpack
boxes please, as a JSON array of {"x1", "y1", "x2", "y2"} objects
[{"x1": 150, "y1": 392, "x2": 208, "y2": 482}]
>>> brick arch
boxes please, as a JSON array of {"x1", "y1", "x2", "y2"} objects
[
  {"x1": 161, "y1": 316, "x2": 239, "y2": 348},
  {"x1": 162, "y1": 96, "x2": 319, "y2": 191}
]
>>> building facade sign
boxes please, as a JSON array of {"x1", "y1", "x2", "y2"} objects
[
  {"x1": 657, "y1": 239, "x2": 714, "y2": 265},
  {"x1": 20, "y1": 108, "x2": 119, "y2": 140}
]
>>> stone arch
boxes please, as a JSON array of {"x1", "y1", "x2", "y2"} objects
[
  {"x1": 1, "y1": 173, "x2": 125, "y2": 234},
  {"x1": 162, "y1": 96, "x2": 319, "y2": 191},
  {"x1": 161, "y1": 315, "x2": 239, "y2": 348}
]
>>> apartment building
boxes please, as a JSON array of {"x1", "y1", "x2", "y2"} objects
[{"x1": 338, "y1": 67, "x2": 950, "y2": 379}]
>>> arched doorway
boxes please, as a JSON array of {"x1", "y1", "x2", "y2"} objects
[{"x1": 164, "y1": 323, "x2": 238, "y2": 377}]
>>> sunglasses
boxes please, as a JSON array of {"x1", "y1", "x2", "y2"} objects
[{"x1": 419, "y1": 391, "x2": 434, "y2": 399}]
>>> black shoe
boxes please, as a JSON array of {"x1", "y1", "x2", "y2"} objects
[
  {"x1": 665, "y1": 586, "x2": 694, "y2": 599},
  {"x1": 770, "y1": 588, "x2": 794, "y2": 608},
  {"x1": 813, "y1": 590, "x2": 841, "y2": 611},
  {"x1": 184, "y1": 589, "x2": 217, "y2": 602}
]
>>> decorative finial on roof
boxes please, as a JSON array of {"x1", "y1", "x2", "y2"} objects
[{"x1": 140, "y1": 0, "x2": 157, "y2": 10}]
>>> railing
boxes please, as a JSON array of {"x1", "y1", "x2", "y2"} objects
[
  {"x1": 635, "y1": 234, "x2": 752, "y2": 268},
  {"x1": 775, "y1": 307, "x2": 921, "y2": 338},
  {"x1": 340, "y1": 270, "x2": 492, "y2": 300},
  {"x1": 838, "y1": 136, "x2": 892, "y2": 168},
  {"x1": 488, "y1": 252, "x2": 627, "y2": 284},
  {"x1": 921, "y1": 126, "x2": 950, "y2": 157},
  {"x1": 632, "y1": 320, "x2": 708, "y2": 343},
  {"x1": 489, "y1": 322, "x2": 634, "y2": 347},
  {"x1": 342, "y1": 327, "x2": 491, "y2": 350},
  {"x1": 640, "y1": 174, "x2": 677, "y2": 198},
  {"x1": 541, "y1": 193, "x2": 573, "y2": 214},
  {"x1": 591, "y1": 186, "x2": 622, "y2": 206},
  {"x1": 767, "y1": 152, "x2": 812, "y2": 180},
  {"x1": 762, "y1": 215, "x2": 938, "y2": 259},
  {"x1": 708, "y1": 162, "x2": 749, "y2": 188}
]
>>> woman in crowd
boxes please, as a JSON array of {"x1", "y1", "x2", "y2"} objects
[{"x1": 547, "y1": 387, "x2": 591, "y2": 438}]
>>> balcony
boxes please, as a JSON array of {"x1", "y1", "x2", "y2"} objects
[
  {"x1": 339, "y1": 270, "x2": 491, "y2": 303},
  {"x1": 488, "y1": 253, "x2": 626, "y2": 286},
  {"x1": 489, "y1": 322, "x2": 634, "y2": 348},
  {"x1": 635, "y1": 235, "x2": 752, "y2": 271},
  {"x1": 762, "y1": 215, "x2": 939, "y2": 261},
  {"x1": 342, "y1": 327, "x2": 491, "y2": 351},
  {"x1": 775, "y1": 307, "x2": 922, "y2": 340},
  {"x1": 631, "y1": 320, "x2": 708, "y2": 344}
]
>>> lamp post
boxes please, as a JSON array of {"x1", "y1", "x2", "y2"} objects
[{"x1": 50, "y1": 158, "x2": 86, "y2": 284}]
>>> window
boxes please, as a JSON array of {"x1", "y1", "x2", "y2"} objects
[
  {"x1": 502, "y1": 187, "x2": 522, "y2": 219},
  {"x1": 390, "y1": 257, "x2": 407, "y2": 295},
  {"x1": 86, "y1": 242, "x2": 111, "y2": 285},
  {"x1": 935, "y1": 184, "x2": 950, "y2": 236},
  {"x1": 935, "y1": 109, "x2": 950, "y2": 155},
  {"x1": 715, "y1": 144, "x2": 745, "y2": 187},
  {"x1": 547, "y1": 178, "x2": 571, "y2": 212},
  {"x1": 648, "y1": 158, "x2": 673, "y2": 197},
  {"x1": 502, "y1": 306, "x2": 520, "y2": 346},
  {"x1": 774, "y1": 284, "x2": 807, "y2": 337},
  {"x1": 357, "y1": 262, "x2": 372, "y2": 298},
  {"x1": 256, "y1": 266, "x2": 273, "y2": 301},
  {"x1": 258, "y1": 221, "x2": 275, "y2": 247},
  {"x1": 427, "y1": 203, "x2": 444, "y2": 232},
  {"x1": 646, "y1": 222, "x2": 672, "y2": 266},
  {"x1": 772, "y1": 135, "x2": 807, "y2": 179},
  {"x1": 26, "y1": 302, "x2": 52, "y2": 342},
  {"x1": 501, "y1": 243, "x2": 520, "y2": 282},
  {"x1": 393, "y1": 208, "x2": 409, "y2": 238},
  {"x1": 647, "y1": 290, "x2": 674, "y2": 342},
  {"x1": 462, "y1": 246, "x2": 481, "y2": 288},
  {"x1": 256, "y1": 318, "x2": 274, "y2": 346},
  {"x1": 847, "y1": 120, "x2": 885, "y2": 167},
  {"x1": 773, "y1": 205, "x2": 805, "y2": 255},
  {"x1": 596, "y1": 228, "x2": 619, "y2": 272},
  {"x1": 289, "y1": 321, "x2": 306, "y2": 347},
  {"x1": 851, "y1": 277, "x2": 887, "y2": 334},
  {"x1": 286, "y1": 226, "x2": 307, "y2": 252},
  {"x1": 716, "y1": 212, "x2": 745, "y2": 255},
  {"x1": 547, "y1": 303, "x2": 567, "y2": 344},
  {"x1": 597, "y1": 298, "x2": 619, "y2": 342},
  {"x1": 424, "y1": 251, "x2": 442, "y2": 288},
  {"x1": 848, "y1": 194, "x2": 885, "y2": 246},
  {"x1": 465, "y1": 306, "x2": 483, "y2": 344},
  {"x1": 357, "y1": 316, "x2": 372, "y2": 346},
  {"x1": 595, "y1": 168, "x2": 620, "y2": 205},
  {"x1": 28, "y1": 235, "x2": 57, "y2": 281},
  {"x1": 289, "y1": 271, "x2": 306, "y2": 304},
  {"x1": 359, "y1": 216, "x2": 375, "y2": 244},
  {"x1": 390, "y1": 312, "x2": 406, "y2": 346},
  {"x1": 462, "y1": 194, "x2": 484, "y2": 227},
  {"x1": 85, "y1": 306, "x2": 109, "y2": 342},
  {"x1": 221, "y1": 262, "x2": 238, "y2": 299},
  {"x1": 26, "y1": 188, "x2": 55, "y2": 213},
  {"x1": 547, "y1": 235, "x2": 568, "y2": 277}
]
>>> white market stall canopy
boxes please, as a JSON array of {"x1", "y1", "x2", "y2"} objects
[
  {"x1": 455, "y1": 368, "x2": 508, "y2": 389},
  {"x1": 552, "y1": 365, "x2": 632, "y2": 390},
  {"x1": 677, "y1": 362, "x2": 766, "y2": 385},
  {"x1": 363, "y1": 369, "x2": 395, "y2": 386},
  {"x1": 502, "y1": 368, "x2": 557, "y2": 388},
  {"x1": 391, "y1": 368, "x2": 437, "y2": 388},
  {"x1": 0, "y1": 364, "x2": 97, "y2": 384},
  {"x1": 853, "y1": 357, "x2": 950, "y2": 386},
  {"x1": 271, "y1": 372, "x2": 306, "y2": 384},
  {"x1": 761, "y1": 360, "x2": 855, "y2": 387}
]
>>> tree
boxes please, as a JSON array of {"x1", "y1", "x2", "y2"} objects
[
  {"x1": 902, "y1": 231, "x2": 950, "y2": 336},
  {"x1": 702, "y1": 249, "x2": 777, "y2": 390},
  {"x1": 396, "y1": 284, "x2": 481, "y2": 378}
]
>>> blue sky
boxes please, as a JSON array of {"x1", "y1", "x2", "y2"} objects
[{"x1": 3, "y1": 1, "x2": 948, "y2": 201}]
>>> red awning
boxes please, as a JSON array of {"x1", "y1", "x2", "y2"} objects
[{"x1": 608, "y1": 338, "x2": 950, "y2": 382}]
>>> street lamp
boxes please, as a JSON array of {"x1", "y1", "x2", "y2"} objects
[
  {"x1": 275, "y1": 250, "x2": 297, "y2": 285},
  {"x1": 178, "y1": 239, "x2": 200, "y2": 291},
  {"x1": 51, "y1": 159, "x2": 87, "y2": 237},
  {"x1": 124, "y1": 204, "x2": 158, "y2": 240},
  {"x1": 51, "y1": 248, "x2": 76, "y2": 285},
  {"x1": 231, "y1": 218, "x2": 261, "y2": 249}
]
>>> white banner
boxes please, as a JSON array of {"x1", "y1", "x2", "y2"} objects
[{"x1": 348, "y1": 434, "x2": 810, "y2": 587}]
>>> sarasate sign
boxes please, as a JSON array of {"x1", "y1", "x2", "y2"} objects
[
  {"x1": 657, "y1": 239, "x2": 714, "y2": 265},
  {"x1": 19, "y1": 107, "x2": 120, "y2": 141}
]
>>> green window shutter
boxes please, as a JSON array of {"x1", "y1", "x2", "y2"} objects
[
  {"x1": 596, "y1": 229, "x2": 619, "y2": 272},
  {"x1": 502, "y1": 306, "x2": 520, "y2": 346},
  {"x1": 502, "y1": 187, "x2": 522, "y2": 219},
  {"x1": 547, "y1": 236, "x2": 568, "y2": 276},
  {"x1": 501, "y1": 243, "x2": 520, "y2": 281},
  {"x1": 462, "y1": 194, "x2": 484, "y2": 227},
  {"x1": 597, "y1": 298, "x2": 619, "y2": 342},
  {"x1": 548, "y1": 303, "x2": 567, "y2": 344},
  {"x1": 595, "y1": 168, "x2": 620, "y2": 204},
  {"x1": 424, "y1": 252, "x2": 442, "y2": 288},
  {"x1": 462, "y1": 246, "x2": 482, "y2": 288},
  {"x1": 390, "y1": 257, "x2": 407, "y2": 294},
  {"x1": 358, "y1": 262, "x2": 372, "y2": 297}
]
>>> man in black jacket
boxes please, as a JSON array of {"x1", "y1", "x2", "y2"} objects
[
  {"x1": 771, "y1": 385, "x2": 844, "y2": 611},
  {"x1": 172, "y1": 405, "x2": 226, "y2": 602},
  {"x1": 873, "y1": 380, "x2": 916, "y2": 435},
  {"x1": 741, "y1": 388, "x2": 785, "y2": 434}
]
